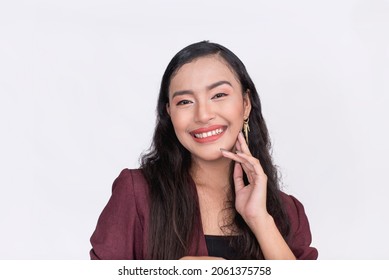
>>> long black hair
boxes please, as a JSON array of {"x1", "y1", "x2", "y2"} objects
[{"x1": 140, "y1": 41, "x2": 290, "y2": 259}]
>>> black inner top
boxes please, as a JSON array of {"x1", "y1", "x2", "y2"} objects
[{"x1": 204, "y1": 235, "x2": 238, "y2": 260}]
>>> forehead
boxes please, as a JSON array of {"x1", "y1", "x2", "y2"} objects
[{"x1": 169, "y1": 55, "x2": 240, "y2": 92}]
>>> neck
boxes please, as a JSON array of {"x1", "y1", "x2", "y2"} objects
[{"x1": 190, "y1": 156, "x2": 232, "y2": 191}]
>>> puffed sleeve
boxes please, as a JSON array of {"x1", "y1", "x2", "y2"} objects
[
  {"x1": 89, "y1": 169, "x2": 148, "y2": 259},
  {"x1": 280, "y1": 193, "x2": 318, "y2": 260}
]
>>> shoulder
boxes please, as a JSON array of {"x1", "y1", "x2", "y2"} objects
[
  {"x1": 89, "y1": 168, "x2": 150, "y2": 260},
  {"x1": 112, "y1": 169, "x2": 149, "y2": 196},
  {"x1": 115, "y1": 168, "x2": 149, "y2": 219},
  {"x1": 278, "y1": 191, "x2": 306, "y2": 224},
  {"x1": 113, "y1": 168, "x2": 148, "y2": 190},
  {"x1": 278, "y1": 191, "x2": 319, "y2": 260}
]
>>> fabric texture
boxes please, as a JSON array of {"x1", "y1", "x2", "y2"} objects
[{"x1": 90, "y1": 169, "x2": 318, "y2": 260}]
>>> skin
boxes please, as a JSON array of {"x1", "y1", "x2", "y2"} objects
[
  {"x1": 167, "y1": 55, "x2": 295, "y2": 260},
  {"x1": 167, "y1": 55, "x2": 249, "y2": 164}
]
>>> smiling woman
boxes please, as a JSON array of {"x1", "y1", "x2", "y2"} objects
[
  {"x1": 167, "y1": 56, "x2": 250, "y2": 163},
  {"x1": 89, "y1": 41, "x2": 318, "y2": 260}
]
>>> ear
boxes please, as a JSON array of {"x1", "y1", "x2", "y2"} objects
[
  {"x1": 166, "y1": 102, "x2": 171, "y2": 116},
  {"x1": 243, "y1": 90, "x2": 252, "y2": 119}
]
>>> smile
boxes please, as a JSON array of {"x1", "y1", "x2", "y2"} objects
[
  {"x1": 190, "y1": 125, "x2": 227, "y2": 143},
  {"x1": 194, "y1": 128, "x2": 224, "y2": 139}
]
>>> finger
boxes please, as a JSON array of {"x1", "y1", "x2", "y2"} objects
[
  {"x1": 220, "y1": 149, "x2": 254, "y2": 172},
  {"x1": 237, "y1": 153, "x2": 267, "y2": 184},
  {"x1": 220, "y1": 148, "x2": 242, "y2": 161},
  {"x1": 236, "y1": 152, "x2": 265, "y2": 175},
  {"x1": 235, "y1": 138, "x2": 242, "y2": 153},
  {"x1": 233, "y1": 161, "x2": 245, "y2": 192},
  {"x1": 221, "y1": 148, "x2": 265, "y2": 182},
  {"x1": 235, "y1": 153, "x2": 268, "y2": 188},
  {"x1": 237, "y1": 153, "x2": 257, "y2": 176},
  {"x1": 221, "y1": 149, "x2": 256, "y2": 182},
  {"x1": 221, "y1": 149, "x2": 257, "y2": 173},
  {"x1": 238, "y1": 131, "x2": 252, "y2": 155},
  {"x1": 242, "y1": 165, "x2": 256, "y2": 184}
]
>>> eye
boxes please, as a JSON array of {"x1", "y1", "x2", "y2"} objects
[
  {"x1": 176, "y1": 99, "x2": 192, "y2": 106},
  {"x1": 212, "y1": 93, "x2": 227, "y2": 99}
]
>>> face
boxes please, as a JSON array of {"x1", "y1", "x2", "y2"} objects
[{"x1": 167, "y1": 55, "x2": 251, "y2": 163}]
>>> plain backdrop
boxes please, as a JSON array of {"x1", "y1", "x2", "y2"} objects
[{"x1": 0, "y1": 0, "x2": 388, "y2": 259}]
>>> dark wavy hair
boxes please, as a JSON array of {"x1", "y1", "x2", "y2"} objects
[{"x1": 140, "y1": 41, "x2": 290, "y2": 259}]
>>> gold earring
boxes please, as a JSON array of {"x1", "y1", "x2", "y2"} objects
[{"x1": 243, "y1": 118, "x2": 250, "y2": 144}]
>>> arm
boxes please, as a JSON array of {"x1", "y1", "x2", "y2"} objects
[
  {"x1": 282, "y1": 194, "x2": 318, "y2": 260},
  {"x1": 90, "y1": 169, "x2": 145, "y2": 260},
  {"x1": 221, "y1": 132, "x2": 295, "y2": 260}
]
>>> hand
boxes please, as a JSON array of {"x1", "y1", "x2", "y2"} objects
[
  {"x1": 221, "y1": 133, "x2": 296, "y2": 260},
  {"x1": 221, "y1": 132, "x2": 269, "y2": 227}
]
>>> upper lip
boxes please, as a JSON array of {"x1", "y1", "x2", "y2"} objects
[{"x1": 189, "y1": 125, "x2": 226, "y2": 135}]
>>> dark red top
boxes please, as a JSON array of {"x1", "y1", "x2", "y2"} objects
[{"x1": 90, "y1": 169, "x2": 318, "y2": 260}]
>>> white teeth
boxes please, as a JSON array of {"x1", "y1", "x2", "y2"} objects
[{"x1": 194, "y1": 128, "x2": 224, "y2": 139}]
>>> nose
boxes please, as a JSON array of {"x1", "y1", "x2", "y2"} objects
[{"x1": 194, "y1": 100, "x2": 215, "y2": 124}]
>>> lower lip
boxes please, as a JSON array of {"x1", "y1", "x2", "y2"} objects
[{"x1": 191, "y1": 130, "x2": 226, "y2": 143}]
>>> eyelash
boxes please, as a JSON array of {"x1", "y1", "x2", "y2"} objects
[
  {"x1": 175, "y1": 93, "x2": 227, "y2": 106},
  {"x1": 212, "y1": 93, "x2": 227, "y2": 99},
  {"x1": 176, "y1": 100, "x2": 192, "y2": 106}
]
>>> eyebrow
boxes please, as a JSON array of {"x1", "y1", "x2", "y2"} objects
[{"x1": 171, "y1": 80, "x2": 233, "y2": 99}]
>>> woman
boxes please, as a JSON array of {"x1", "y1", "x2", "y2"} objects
[{"x1": 90, "y1": 41, "x2": 318, "y2": 260}]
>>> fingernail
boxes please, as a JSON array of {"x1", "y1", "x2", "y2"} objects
[{"x1": 220, "y1": 148, "x2": 228, "y2": 152}]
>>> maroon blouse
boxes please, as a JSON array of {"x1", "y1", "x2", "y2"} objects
[{"x1": 90, "y1": 169, "x2": 318, "y2": 260}]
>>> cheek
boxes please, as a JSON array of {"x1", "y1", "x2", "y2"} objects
[
  {"x1": 220, "y1": 100, "x2": 245, "y2": 120},
  {"x1": 170, "y1": 110, "x2": 190, "y2": 133}
]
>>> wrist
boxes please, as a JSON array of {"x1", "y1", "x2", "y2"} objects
[{"x1": 245, "y1": 212, "x2": 273, "y2": 233}]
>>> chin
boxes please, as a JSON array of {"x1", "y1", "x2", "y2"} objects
[{"x1": 191, "y1": 151, "x2": 226, "y2": 163}]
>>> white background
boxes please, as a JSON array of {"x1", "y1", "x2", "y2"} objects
[{"x1": 0, "y1": 0, "x2": 388, "y2": 259}]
